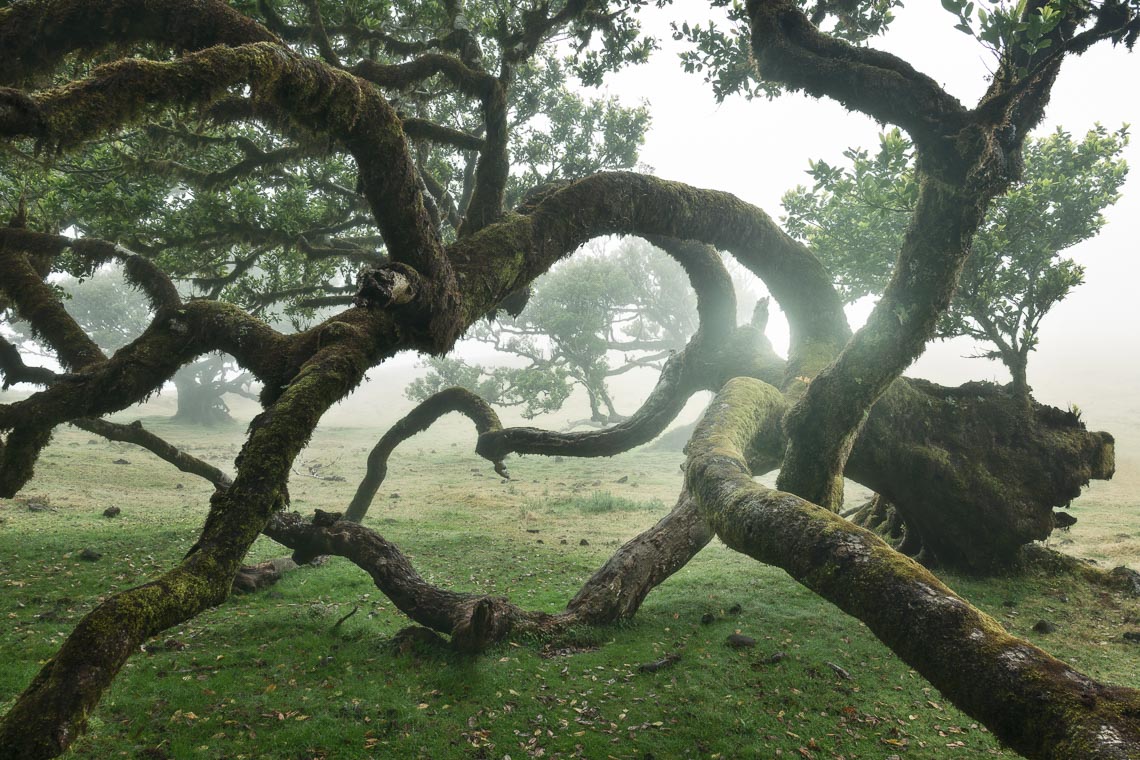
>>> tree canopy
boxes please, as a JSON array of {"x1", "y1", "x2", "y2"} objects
[
  {"x1": 2, "y1": 1, "x2": 1140, "y2": 759},
  {"x1": 782, "y1": 124, "x2": 1129, "y2": 400}
]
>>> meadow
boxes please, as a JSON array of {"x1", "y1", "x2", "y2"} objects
[{"x1": 1, "y1": 386, "x2": 1138, "y2": 759}]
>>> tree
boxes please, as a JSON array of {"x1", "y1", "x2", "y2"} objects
[
  {"x1": 407, "y1": 236, "x2": 699, "y2": 424},
  {"x1": 782, "y1": 125, "x2": 1130, "y2": 404},
  {"x1": 2, "y1": 2, "x2": 1140, "y2": 759}
]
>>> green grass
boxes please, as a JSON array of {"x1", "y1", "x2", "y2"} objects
[{"x1": 1, "y1": 417, "x2": 1138, "y2": 759}]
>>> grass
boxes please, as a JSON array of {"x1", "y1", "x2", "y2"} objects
[{"x1": 1, "y1": 412, "x2": 1138, "y2": 759}]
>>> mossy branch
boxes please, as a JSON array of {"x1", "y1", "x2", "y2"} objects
[
  {"x1": 344, "y1": 387, "x2": 505, "y2": 523},
  {"x1": 686, "y1": 377, "x2": 1140, "y2": 760}
]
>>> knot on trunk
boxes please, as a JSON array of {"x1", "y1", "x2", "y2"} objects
[{"x1": 353, "y1": 264, "x2": 419, "y2": 308}]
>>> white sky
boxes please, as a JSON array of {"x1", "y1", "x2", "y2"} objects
[{"x1": 582, "y1": 1, "x2": 1140, "y2": 434}]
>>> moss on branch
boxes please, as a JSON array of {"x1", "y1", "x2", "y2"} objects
[{"x1": 686, "y1": 377, "x2": 1140, "y2": 760}]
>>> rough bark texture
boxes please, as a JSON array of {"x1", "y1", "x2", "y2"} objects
[
  {"x1": 687, "y1": 378, "x2": 1140, "y2": 760},
  {"x1": 3, "y1": 0, "x2": 1140, "y2": 757},
  {"x1": 845, "y1": 380, "x2": 1115, "y2": 571}
]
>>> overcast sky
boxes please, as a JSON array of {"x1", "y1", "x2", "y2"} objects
[{"x1": 580, "y1": 1, "x2": 1140, "y2": 433}]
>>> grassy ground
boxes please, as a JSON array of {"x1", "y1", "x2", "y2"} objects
[{"x1": 1, "y1": 410, "x2": 1138, "y2": 759}]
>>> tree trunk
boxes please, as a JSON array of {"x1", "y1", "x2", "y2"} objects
[
  {"x1": 844, "y1": 379, "x2": 1114, "y2": 572},
  {"x1": 172, "y1": 367, "x2": 234, "y2": 427}
]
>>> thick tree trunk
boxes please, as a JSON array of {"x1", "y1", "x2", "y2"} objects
[
  {"x1": 844, "y1": 379, "x2": 1114, "y2": 572},
  {"x1": 687, "y1": 377, "x2": 1140, "y2": 760}
]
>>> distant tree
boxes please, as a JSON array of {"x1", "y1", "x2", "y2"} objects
[
  {"x1": 782, "y1": 125, "x2": 1129, "y2": 403},
  {"x1": 407, "y1": 237, "x2": 699, "y2": 423},
  {"x1": 1, "y1": 267, "x2": 255, "y2": 425}
]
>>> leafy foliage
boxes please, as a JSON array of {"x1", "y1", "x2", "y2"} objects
[
  {"x1": 781, "y1": 125, "x2": 1129, "y2": 391},
  {"x1": 674, "y1": 0, "x2": 902, "y2": 101}
]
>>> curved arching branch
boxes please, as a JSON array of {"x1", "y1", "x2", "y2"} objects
[
  {"x1": 0, "y1": 341, "x2": 373, "y2": 760},
  {"x1": 264, "y1": 486, "x2": 714, "y2": 653},
  {"x1": 447, "y1": 172, "x2": 850, "y2": 378},
  {"x1": 0, "y1": 0, "x2": 278, "y2": 86},
  {"x1": 686, "y1": 377, "x2": 1140, "y2": 760},
  {"x1": 0, "y1": 238, "x2": 106, "y2": 371},
  {"x1": 0, "y1": 42, "x2": 447, "y2": 293},
  {"x1": 746, "y1": 0, "x2": 969, "y2": 150},
  {"x1": 472, "y1": 234, "x2": 758, "y2": 461},
  {"x1": 343, "y1": 387, "x2": 505, "y2": 523}
]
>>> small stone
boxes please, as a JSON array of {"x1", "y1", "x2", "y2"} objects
[
  {"x1": 390, "y1": 492, "x2": 400, "y2": 499},
  {"x1": 526, "y1": 529, "x2": 540, "y2": 534},
  {"x1": 700, "y1": 613, "x2": 715, "y2": 625},
  {"x1": 79, "y1": 547, "x2": 102, "y2": 561},
  {"x1": 112, "y1": 458, "x2": 130, "y2": 465},
  {"x1": 615, "y1": 475, "x2": 629, "y2": 484},
  {"x1": 175, "y1": 483, "x2": 184, "y2": 490},
  {"x1": 579, "y1": 539, "x2": 589, "y2": 546},
  {"x1": 87, "y1": 439, "x2": 99, "y2": 445},
  {"x1": 103, "y1": 506, "x2": 121, "y2": 518},
  {"x1": 759, "y1": 651, "x2": 786, "y2": 665},
  {"x1": 1032, "y1": 619, "x2": 1057, "y2": 634},
  {"x1": 536, "y1": 539, "x2": 544, "y2": 544},
  {"x1": 560, "y1": 539, "x2": 568, "y2": 545},
  {"x1": 726, "y1": 633, "x2": 756, "y2": 649}
]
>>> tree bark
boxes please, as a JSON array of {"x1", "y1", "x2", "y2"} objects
[{"x1": 687, "y1": 377, "x2": 1140, "y2": 760}]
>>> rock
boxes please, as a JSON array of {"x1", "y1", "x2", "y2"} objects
[
  {"x1": 726, "y1": 633, "x2": 756, "y2": 649},
  {"x1": 615, "y1": 475, "x2": 629, "y2": 484},
  {"x1": 1032, "y1": 619, "x2": 1057, "y2": 634},
  {"x1": 112, "y1": 458, "x2": 130, "y2": 465},
  {"x1": 175, "y1": 483, "x2": 184, "y2": 490},
  {"x1": 390, "y1": 492, "x2": 400, "y2": 499},
  {"x1": 579, "y1": 538, "x2": 589, "y2": 546},
  {"x1": 103, "y1": 506, "x2": 121, "y2": 518},
  {"x1": 526, "y1": 528, "x2": 541, "y2": 533},
  {"x1": 559, "y1": 539, "x2": 568, "y2": 545},
  {"x1": 758, "y1": 651, "x2": 786, "y2": 665},
  {"x1": 79, "y1": 547, "x2": 102, "y2": 561},
  {"x1": 700, "y1": 613, "x2": 715, "y2": 625},
  {"x1": 536, "y1": 539, "x2": 544, "y2": 544}
]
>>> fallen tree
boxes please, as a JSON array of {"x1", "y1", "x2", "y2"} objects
[{"x1": 2, "y1": 1, "x2": 1140, "y2": 758}]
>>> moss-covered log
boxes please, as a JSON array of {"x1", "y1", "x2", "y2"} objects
[{"x1": 687, "y1": 377, "x2": 1140, "y2": 760}]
